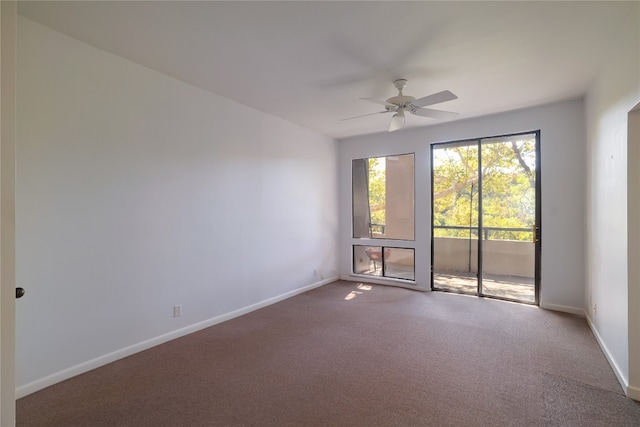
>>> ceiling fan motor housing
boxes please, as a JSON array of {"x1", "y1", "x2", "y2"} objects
[
  {"x1": 387, "y1": 79, "x2": 415, "y2": 110},
  {"x1": 385, "y1": 95, "x2": 416, "y2": 110}
]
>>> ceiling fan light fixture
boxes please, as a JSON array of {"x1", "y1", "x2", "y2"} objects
[
  {"x1": 388, "y1": 108, "x2": 405, "y2": 132},
  {"x1": 343, "y1": 79, "x2": 458, "y2": 132}
]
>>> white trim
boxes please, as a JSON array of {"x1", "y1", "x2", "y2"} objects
[
  {"x1": 627, "y1": 385, "x2": 640, "y2": 401},
  {"x1": 539, "y1": 302, "x2": 585, "y2": 317},
  {"x1": 340, "y1": 274, "x2": 429, "y2": 292},
  {"x1": 585, "y1": 313, "x2": 630, "y2": 395},
  {"x1": 16, "y1": 276, "x2": 337, "y2": 398}
]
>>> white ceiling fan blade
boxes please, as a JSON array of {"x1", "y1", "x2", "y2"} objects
[
  {"x1": 341, "y1": 111, "x2": 390, "y2": 121},
  {"x1": 412, "y1": 107, "x2": 459, "y2": 120},
  {"x1": 412, "y1": 90, "x2": 458, "y2": 108},
  {"x1": 360, "y1": 98, "x2": 395, "y2": 107},
  {"x1": 388, "y1": 108, "x2": 405, "y2": 132}
]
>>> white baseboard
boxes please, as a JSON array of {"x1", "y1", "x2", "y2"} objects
[
  {"x1": 541, "y1": 306, "x2": 633, "y2": 399},
  {"x1": 539, "y1": 302, "x2": 585, "y2": 317},
  {"x1": 627, "y1": 385, "x2": 640, "y2": 401},
  {"x1": 585, "y1": 313, "x2": 630, "y2": 396},
  {"x1": 16, "y1": 276, "x2": 338, "y2": 398}
]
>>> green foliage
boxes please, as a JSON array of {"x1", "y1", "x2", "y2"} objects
[
  {"x1": 433, "y1": 137, "x2": 536, "y2": 241},
  {"x1": 368, "y1": 157, "x2": 386, "y2": 228}
]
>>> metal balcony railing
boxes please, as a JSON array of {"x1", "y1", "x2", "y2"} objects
[
  {"x1": 369, "y1": 223, "x2": 386, "y2": 235},
  {"x1": 433, "y1": 225, "x2": 534, "y2": 241}
]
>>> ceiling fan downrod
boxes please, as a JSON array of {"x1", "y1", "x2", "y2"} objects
[{"x1": 393, "y1": 79, "x2": 408, "y2": 96}]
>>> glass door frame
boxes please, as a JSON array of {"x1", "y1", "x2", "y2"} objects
[{"x1": 430, "y1": 130, "x2": 541, "y2": 305}]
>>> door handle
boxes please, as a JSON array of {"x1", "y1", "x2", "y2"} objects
[{"x1": 16, "y1": 287, "x2": 25, "y2": 298}]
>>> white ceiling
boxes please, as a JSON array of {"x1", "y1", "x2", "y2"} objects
[{"x1": 17, "y1": 1, "x2": 635, "y2": 140}]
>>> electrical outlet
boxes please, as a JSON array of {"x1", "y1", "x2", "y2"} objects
[
  {"x1": 314, "y1": 268, "x2": 318, "y2": 276},
  {"x1": 593, "y1": 304, "x2": 597, "y2": 315},
  {"x1": 173, "y1": 304, "x2": 182, "y2": 318}
]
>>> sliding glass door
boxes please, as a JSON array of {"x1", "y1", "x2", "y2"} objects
[{"x1": 431, "y1": 132, "x2": 540, "y2": 304}]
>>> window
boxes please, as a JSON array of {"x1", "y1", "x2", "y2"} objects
[
  {"x1": 352, "y1": 153, "x2": 415, "y2": 281},
  {"x1": 353, "y1": 246, "x2": 415, "y2": 281},
  {"x1": 352, "y1": 153, "x2": 414, "y2": 240}
]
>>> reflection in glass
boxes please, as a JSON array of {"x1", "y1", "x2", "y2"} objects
[
  {"x1": 384, "y1": 247, "x2": 415, "y2": 281},
  {"x1": 353, "y1": 245, "x2": 383, "y2": 277},
  {"x1": 353, "y1": 245, "x2": 414, "y2": 281}
]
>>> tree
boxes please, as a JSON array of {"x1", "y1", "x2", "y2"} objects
[
  {"x1": 367, "y1": 157, "x2": 386, "y2": 231},
  {"x1": 433, "y1": 137, "x2": 536, "y2": 241}
]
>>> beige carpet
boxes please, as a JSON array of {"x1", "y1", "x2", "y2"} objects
[{"x1": 17, "y1": 280, "x2": 640, "y2": 426}]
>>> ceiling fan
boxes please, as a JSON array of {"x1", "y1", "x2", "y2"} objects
[{"x1": 342, "y1": 79, "x2": 459, "y2": 132}]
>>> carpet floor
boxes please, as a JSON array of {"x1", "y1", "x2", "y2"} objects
[{"x1": 17, "y1": 280, "x2": 640, "y2": 426}]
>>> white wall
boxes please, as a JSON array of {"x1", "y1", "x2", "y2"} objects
[
  {"x1": 628, "y1": 106, "x2": 640, "y2": 400},
  {"x1": 339, "y1": 99, "x2": 586, "y2": 313},
  {"x1": 585, "y1": 1, "x2": 640, "y2": 395},
  {"x1": 16, "y1": 17, "x2": 338, "y2": 395}
]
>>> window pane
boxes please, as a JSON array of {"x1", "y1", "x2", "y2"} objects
[
  {"x1": 384, "y1": 248, "x2": 415, "y2": 281},
  {"x1": 432, "y1": 142, "x2": 479, "y2": 239},
  {"x1": 352, "y1": 159, "x2": 371, "y2": 238},
  {"x1": 353, "y1": 245, "x2": 382, "y2": 276},
  {"x1": 432, "y1": 141, "x2": 479, "y2": 293},
  {"x1": 352, "y1": 153, "x2": 414, "y2": 240}
]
